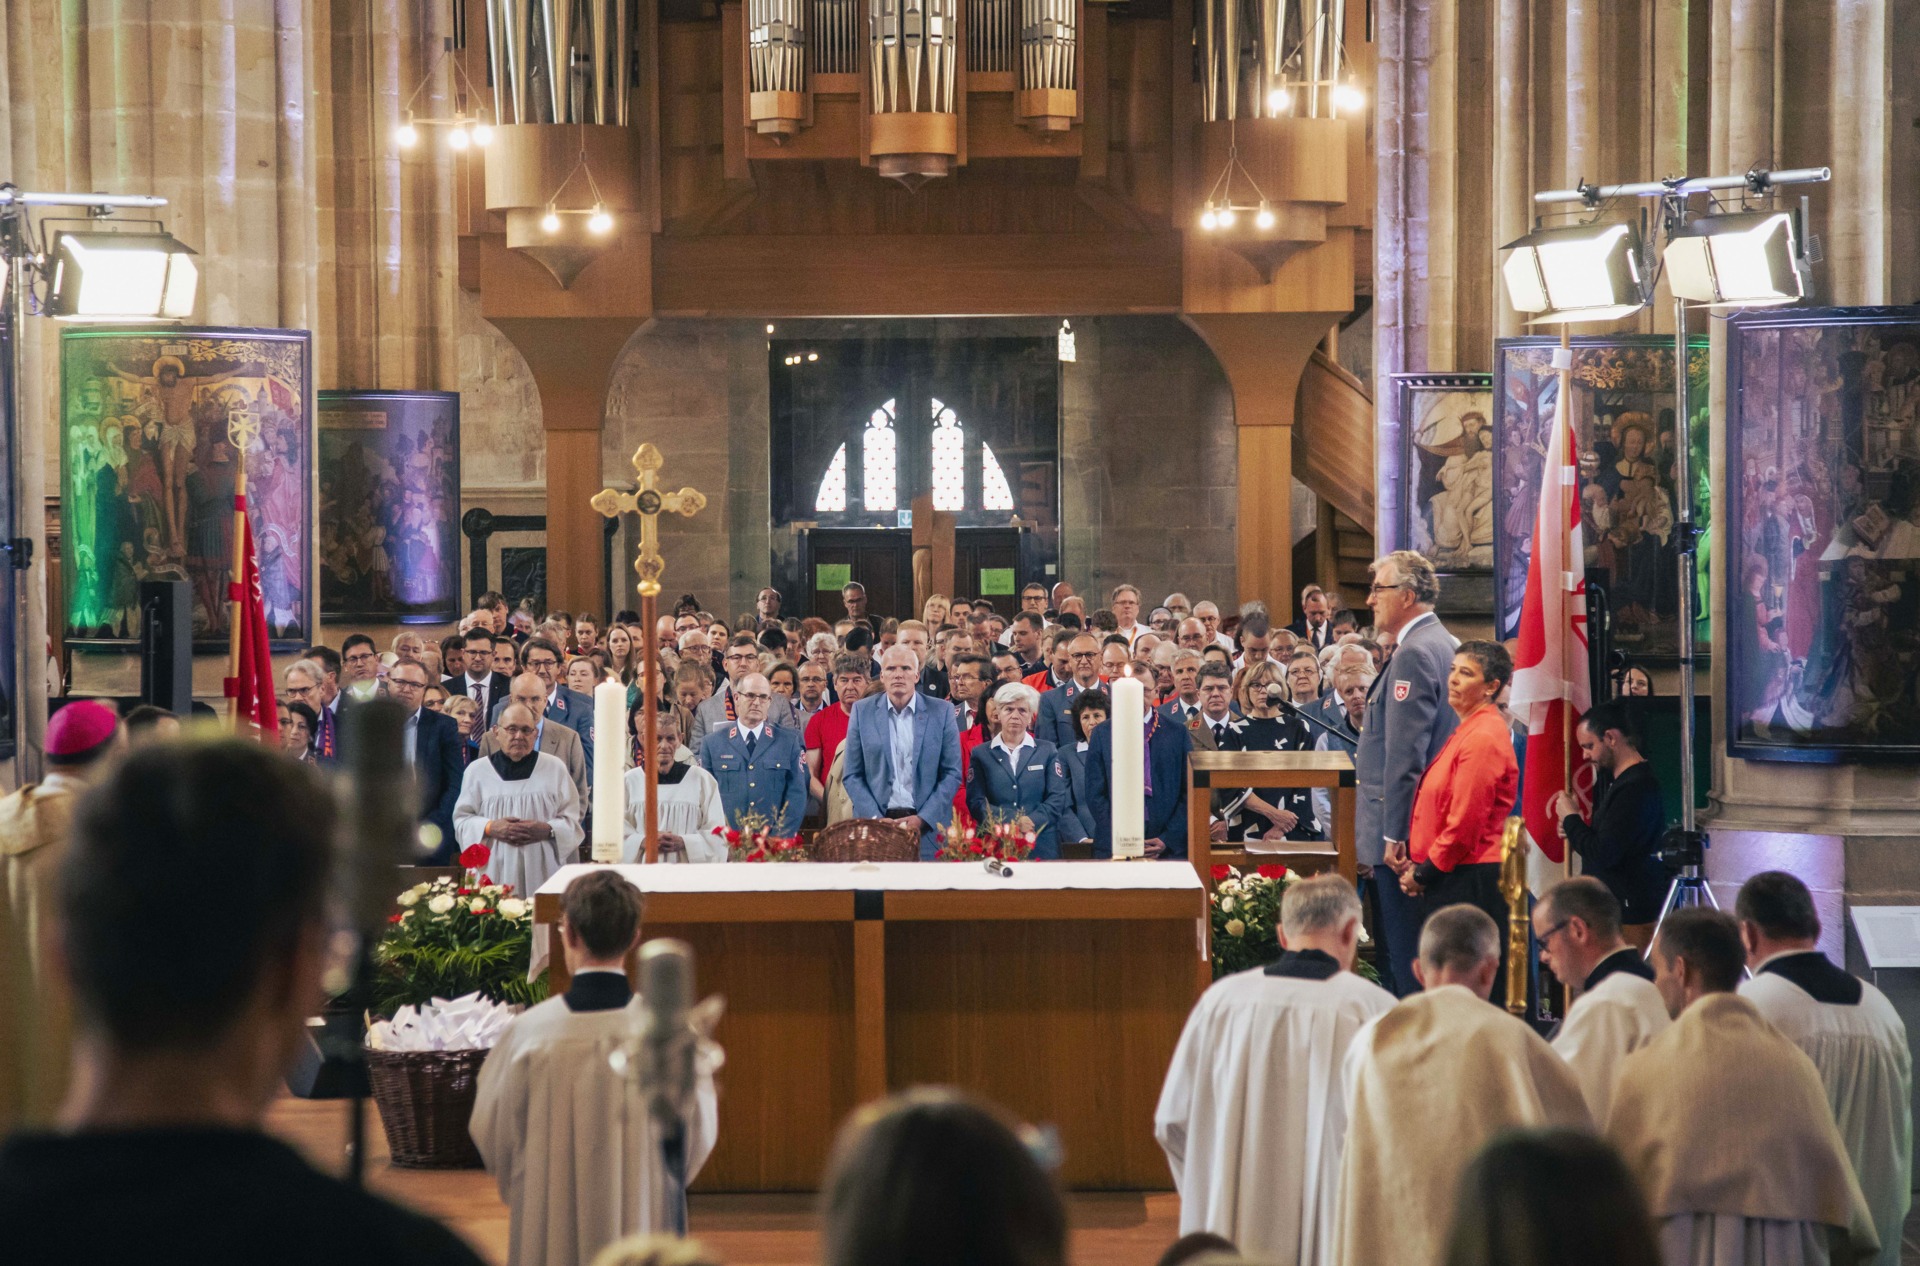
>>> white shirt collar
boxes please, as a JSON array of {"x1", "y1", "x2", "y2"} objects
[
  {"x1": 990, "y1": 733, "x2": 1033, "y2": 756},
  {"x1": 738, "y1": 721, "x2": 767, "y2": 741},
  {"x1": 888, "y1": 691, "x2": 919, "y2": 716}
]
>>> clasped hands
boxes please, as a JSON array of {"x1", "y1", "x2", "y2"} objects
[{"x1": 486, "y1": 818, "x2": 553, "y2": 845}]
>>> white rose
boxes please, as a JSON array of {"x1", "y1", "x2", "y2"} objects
[
  {"x1": 1219, "y1": 896, "x2": 1235, "y2": 913},
  {"x1": 482, "y1": 885, "x2": 504, "y2": 898},
  {"x1": 427, "y1": 894, "x2": 455, "y2": 915},
  {"x1": 396, "y1": 890, "x2": 419, "y2": 907},
  {"x1": 470, "y1": 898, "x2": 488, "y2": 914},
  {"x1": 1225, "y1": 918, "x2": 1246, "y2": 938},
  {"x1": 498, "y1": 897, "x2": 527, "y2": 920}
]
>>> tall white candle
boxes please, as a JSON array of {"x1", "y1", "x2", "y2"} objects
[
  {"x1": 1110, "y1": 672, "x2": 1146, "y2": 860},
  {"x1": 590, "y1": 678, "x2": 627, "y2": 862}
]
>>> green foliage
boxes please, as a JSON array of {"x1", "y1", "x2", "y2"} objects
[
  {"x1": 1209, "y1": 864, "x2": 1382, "y2": 985},
  {"x1": 370, "y1": 877, "x2": 549, "y2": 1017}
]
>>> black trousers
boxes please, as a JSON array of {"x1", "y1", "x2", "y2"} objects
[{"x1": 1427, "y1": 862, "x2": 1512, "y2": 1005}]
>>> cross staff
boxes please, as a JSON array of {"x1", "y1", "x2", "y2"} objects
[
  {"x1": 225, "y1": 406, "x2": 263, "y2": 727},
  {"x1": 592, "y1": 443, "x2": 709, "y2": 864}
]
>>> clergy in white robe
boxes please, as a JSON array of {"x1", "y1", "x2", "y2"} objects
[
  {"x1": 1609, "y1": 908, "x2": 1878, "y2": 1266},
  {"x1": 1736, "y1": 872, "x2": 1912, "y2": 1266},
  {"x1": 472, "y1": 869, "x2": 718, "y2": 1266},
  {"x1": 1532, "y1": 877, "x2": 1670, "y2": 1122},
  {"x1": 454, "y1": 704, "x2": 584, "y2": 901},
  {"x1": 621, "y1": 710, "x2": 728, "y2": 863},
  {"x1": 1156, "y1": 875, "x2": 1393, "y2": 1265},
  {"x1": 1334, "y1": 905, "x2": 1590, "y2": 1266}
]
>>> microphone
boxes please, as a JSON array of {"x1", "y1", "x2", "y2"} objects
[
  {"x1": 637, "y1": 938, "x2": 698, "y2": 1128},
  {"x1": 984, "y1": 857, "x2": 1014, "y2": 878},
  {"x1": 1275, "y1": 694, "x2": 1360, "y2": 745}
]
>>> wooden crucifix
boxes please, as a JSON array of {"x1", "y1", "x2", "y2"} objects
[{"x1": 591, "y1": 443, "x2": 709, "y2": 863}]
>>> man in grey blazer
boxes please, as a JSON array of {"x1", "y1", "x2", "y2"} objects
[
  {"x1": 693, "y1": 633, "x2": 802, "y2": 739},
  {"x1": 1355, "y1": 550, "x2": 1459, "y2": 996},
  {"x1": 843, "y1": 644, "x2": 963, "y2": 859}
]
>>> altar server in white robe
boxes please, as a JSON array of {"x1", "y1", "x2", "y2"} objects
[
  {"x1": 472, "y1": 869, "x2": 718, "y2": 1266},
  {"x1": 1736, "y1": 872, "x2": 1911, "y2": 1266},
  {"x1": 1609, "y1": 908, "x2": 1878, "y2": 1266},
  {"x1": 621, "y1": 709, "x2": 728, "y2": 864},
  {"x1": 455, "y1": 703, "x2": 584, "y2": 899},
  {"x1": 1156, "y1": 874, "x2": 1393, "y2": 1265},
  {"x1": 1335, "y1": 904, "x2": 1590, "y2": 1266},
  {"x1": 1532, "y1": 876, "x2": 1670, "y2": 1122}
]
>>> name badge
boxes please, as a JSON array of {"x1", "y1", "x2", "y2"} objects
[{"x1": 1027, "y1": 763, "x2": 1045, "y2": 772}]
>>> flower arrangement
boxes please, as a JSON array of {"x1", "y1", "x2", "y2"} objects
[
  {"x1": 716, "y1": 811, "x2": 809, "y2": 863},
  {"x1": 1208, "y1": 864, "x2": 1382, "y2": 983},
  {"x1": 934, "y1": 812, "x2": 1038, "y2": 862},
  {"x1": 372, "y1": 843, "x2": 546, "y2": 1017}
]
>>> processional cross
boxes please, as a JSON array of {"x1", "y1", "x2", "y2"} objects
[
  {"x1": 592, "y1": 443, "x2": 708, "y2": 863},
  {"x1": 224, "y1": 406, "x2": 264, "y2": 725}
]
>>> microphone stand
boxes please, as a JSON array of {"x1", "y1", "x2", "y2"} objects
[{"x1": 1275, "y1": 695, "x2": 1361, "y2": 746}]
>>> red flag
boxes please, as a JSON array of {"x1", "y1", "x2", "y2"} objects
[
  {"x1": 224, "y1": 497, "x2": 280, "y2": 738},
  {"x1": 1507, "y1": 367, "x2": 1590, "y2": 873}
]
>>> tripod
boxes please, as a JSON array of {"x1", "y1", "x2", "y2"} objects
[{"x1": 1648, "y1": 826, "x2": 1717, "y2": 949}]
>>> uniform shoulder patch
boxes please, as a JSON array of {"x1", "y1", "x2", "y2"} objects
[{"x1": 1393, "y1": 680, "x2": 1410, "y2": 702}]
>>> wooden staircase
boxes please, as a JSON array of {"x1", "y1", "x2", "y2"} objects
[{"x1": 1293, "y1": 348, "x2": 1376, "y2": 610}]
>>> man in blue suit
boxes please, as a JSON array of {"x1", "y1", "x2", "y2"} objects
[
  {"x1": 386, "y1": 658, "x2": 465, "y2": 863},
  {"x1": 697, "y1": 672, "x2": 809, "y2": 836},
  {"x1": 966, "y1": 682, "x2": 1073, "y2": 858},
  {"x1": 1036, "y1": 632, "x2": 1103, "y2": 748},
  {"x1": 843, "y1": 644, "x2": 963, "y2": 859},
  {"x1": 493, "y1": 636, "x2": 594, "y2": 767},
  {"x1": 1084, "y1": 700, "x2": 1191, "y2": 859}
]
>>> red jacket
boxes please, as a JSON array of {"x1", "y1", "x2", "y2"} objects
[{"x1": 1408, "y1": 705, "x2": 1517, "y2": 873}]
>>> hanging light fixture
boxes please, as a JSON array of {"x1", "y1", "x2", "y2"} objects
[{"x1": 392, "y1": 38, "x2": 496, "y2": 152}]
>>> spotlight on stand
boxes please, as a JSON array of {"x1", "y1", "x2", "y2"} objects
[
  {"x1": 45, "y1": 229, "x2": 199, "y2": 321},
  {"x1": 1499, "y1": 221, "x2": 1648, "y2": 324},
  {"x1": 1664, "y1": 209, "x2": 1805, "y2": 308}
]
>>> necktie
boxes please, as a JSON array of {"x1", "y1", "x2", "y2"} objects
[
  {"x1": 745, "y1": 730, "x2": 757, "y2": 757},
  {"x1": 1212, "y1": 722, "x2": 1225, "y2": 743}
]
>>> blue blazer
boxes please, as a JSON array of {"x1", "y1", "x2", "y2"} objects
[
  {"x1": 1083, "y1": 716, "x2": 1192, "y2": 859},
  {"x1": 413, "y1": 707, "x2": 465, "y2": 864},
  {"x1": 842, "y1": 692, "x2": 962, "y2": 859},
  {"x1": 1054, "y1": 744, "x2": 1098, "y2": 846},
  {"x1": 965, "y1": 738, "x2": 1073, "y2": 859},
  {"x1": 697, "y1": 724, "x2": 809, "y2": 836},
  {"x1": 492, "y1": 685, "x2": 595, "y2": 766},
  {"x1": 1036, "y1": 679, "x2": 1096, "y2": 749}
]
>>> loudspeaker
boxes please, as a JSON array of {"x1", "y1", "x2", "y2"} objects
[{"x1": 138, "y1": 580, "x2": 193, "y2": 713}]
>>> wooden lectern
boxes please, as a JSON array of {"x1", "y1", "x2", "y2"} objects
[{"x1": 1186, "y1": 749, "x2": 1358, "y2": 885}]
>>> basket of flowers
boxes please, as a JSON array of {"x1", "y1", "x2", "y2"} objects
[{"x1": 363, "y1": 844, "x2": 543, "y2": 1168}]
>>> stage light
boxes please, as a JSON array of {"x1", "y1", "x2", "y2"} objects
[
  {"x1": 1218, "y1": 206, "x2": 1237, "y2": 228},
  {"x1": 471, "y1": 122, "x2": 495, "y2": 146},
  {"x1": 1499, "y1": 220, "x2": 1648, "y2": 323},
  {"x1": 1199, "y1": 204, "x2": 1219, "y2": 231},
  {"x1": 1664, "y1": 209, "x2": 1803, "y2": 307},
  {"x1": 1334, "y1": 79, "x2": 1366, "y2": 111},
  {"x1": 1266, "y1": 88, "x2": 1290, "y2": 114},
  {"x1": 587, "y1": 205, "x2": 613, "y2": 234},
  {"x1": 448, "y1": 125, "x2": 471, "y2": 151},
  {"x1": 396, "y1": 120, "x2": 419, "y2": 149},
  {"x1": 1255, "y1": 202, "x2": 1276, "y2": 230},
  {"x1": 45, "y1": 229, "x2": 199, "y2": 321},
  {"x1": 541, "y1": 207, "x2": 561, "y2": 233},
  {"x1": 807, "y1": 351, "x2": 818, "y2": 361}
]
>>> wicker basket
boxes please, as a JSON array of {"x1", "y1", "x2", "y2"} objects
[{"x1": 364, "y1": 1047, "x2": 491, "y2": 1169}]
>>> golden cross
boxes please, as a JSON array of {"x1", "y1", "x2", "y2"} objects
[{"x1": 590, "y1": 443, "x2": 708, "y2": 597}]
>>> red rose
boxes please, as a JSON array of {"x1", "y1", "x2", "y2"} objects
[
  {"x1": 457, "y1": 887, "x2": 472, "y2": 895},
  {"x1": 480, "y1": 874, "x2": 495, "y2": 887},
  {"x1": 1256, "y1": 864, "x2": 1288, "y2": 879},
  {"x1": 387, "y1": 912, "x2": 403, "y2": 923},
  {"x1": 474, "y1": 908, "x2": 492, "y2": 916},
  {"x1": 1210, "y1": 864, "x2": 1232, "y2": 881},
  {"x1": 725, "y1": 828, "x2": 741, "y2": 843},
  {"x1": 459, "y1": 843, "x2": 491, "y2": 869}
]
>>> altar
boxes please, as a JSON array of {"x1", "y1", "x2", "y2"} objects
[{"x1": 532, "y1": 861, "x2": 1208, "y2": 1192}]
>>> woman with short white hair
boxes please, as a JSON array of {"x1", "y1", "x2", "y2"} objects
[{"x1": 965, "y1": 681, "x2": 1072, "y2": 857}]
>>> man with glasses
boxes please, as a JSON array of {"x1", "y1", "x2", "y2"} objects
[
  {"x1": 339, "y1": 634, "x2": 383, "y2": 703},
  {"x1": 446, "y1": 629, "x2": 511, "y2": 745},
  {"x1": 455, "y1": 703, "x2": 583, "y2": 899},
  {"x1": 1038, "y1": 633, "x2": 1104, "y2": 748},
  {"x1": 283, "y1": 658, "x2": 342, "y2": 764},
  {"x1": 508, "y1": 637, "x2": 595, "y2": 768},
  {"x1": 387, "y1": 659, "x2": 465, "y2": 863},
  {"x1": 1533, "y1": 877, "x2": 1667, "y2": 1122},
  {"x1": 478, "y1": 673, "x2": 590, "y2": 807},
  {"x1": 694, "y1": 633, "x2": 802, "y2": 738},
  {"x1": 1193, "y1": 600, "x2": 1235, "y2": 653},
  {"x1": 805, "y1": 652, "x2": 871, "y2": 810},
  {"x1": 698, "y1": 672, "x2": 808, "y2": 835},
  {"x1": 1355, "y1": 550, "x2": 1459, "y2": 996}
]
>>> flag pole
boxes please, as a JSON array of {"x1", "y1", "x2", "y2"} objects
[
  {"x1": 1557, "y1": 326, "x2": 1574, "y2": 880},
  {"x1": 225, "y1": 414, "x2": 250, "y2": 728}
]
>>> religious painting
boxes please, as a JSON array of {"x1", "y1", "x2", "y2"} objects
[
  {"x1": 1493, "y1": 336, "x2": 1710, "y2": 661},
  {"x1": 1395, "y1": 373, "x2": 1495, "y2": 613},
  {"x1": 59, "y1": 327, "x2": 311, "y2": 648},
  {"x1": 1725, "y1": 306, "x2": 1920, "y2": 762},
  {"x1": 318, "y1": 391, "x2": 461, "y2": 624}
]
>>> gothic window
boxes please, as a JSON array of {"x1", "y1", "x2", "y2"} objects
[
  {"x1": 813, "y1": 442, "x2": 848, "y2": 513},
  {"x1": 862, "y1": 399, "x2": 898, "y2": 512},
  {"x1": 981, "y1": 442, "x2": 1014, "y2": 510},
  {"x1": 931, "y1": 399, "x2": 966, "y2": 511}
]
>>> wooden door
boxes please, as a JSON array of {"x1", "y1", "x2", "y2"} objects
[
  {"x1": 806, "y1": 529, "x2": 915, "y2": 621},
  {"x1": 952, "y1": 528, "x2": 1024, "y2": 608}
]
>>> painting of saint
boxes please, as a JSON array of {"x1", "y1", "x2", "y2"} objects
[
  {"x1": 318, "y1": 392, "x2": 461, "y2": 623},
  {"x1": 60, "y1": 328, "x2": 311, "y2": 648},
  {"x1": 1396, "y1": 375, "x2": 1496, "y2": 577},
  {"x1": 1726, "y1": 306, "x2": 1920, "y2": 761},
  {"x1": 1492, "y1": 336, "x2": 1709, "y2": 660}
]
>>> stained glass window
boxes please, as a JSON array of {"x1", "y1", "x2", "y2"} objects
[
  {"x1": 813, "y1": 442, "x2": 848, "y2": 512},
  {"x1": 931, "y1": 399, "x2": 966, "y2": 511},
  {"x1": 982, "y1": 442, "x2": 1014, "y2": 510},
  {"x1": 862, "y1": 399, "x2": 898, "y2": 512}
]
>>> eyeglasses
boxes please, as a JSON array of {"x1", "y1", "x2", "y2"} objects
[
  {"x1": 1535, "y1": 919, "x2": 1572, "y2": 946},
  {"x1": 735, "y1": 690, "x2": 771, "y2": 702},
  {"x1": 388, "y1": 678, "x2": 426, "y2": 692},
  {"x1": 344, "y1": 651, "x2": 377, "y2": 665},
  {"x1": 284, "y1": 684, "x2": 316, "y2": 699},
  {"x1": 1368, "y1": 582, "x2": 1409, "y2": 595},
  {"x1": 526, "y1": 656, "x2": 558, "y2": 669},
  {"x1": 500, "y1": 724, "x2": 537, "y2": 737}
]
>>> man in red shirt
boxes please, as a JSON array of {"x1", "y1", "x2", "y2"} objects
[
  {"x1": 806, "y1": 652, "x2": 870, "y2": 806},
  {"x1": 1403, "y1": 639, "x2": 1519, "y2": 998}
]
